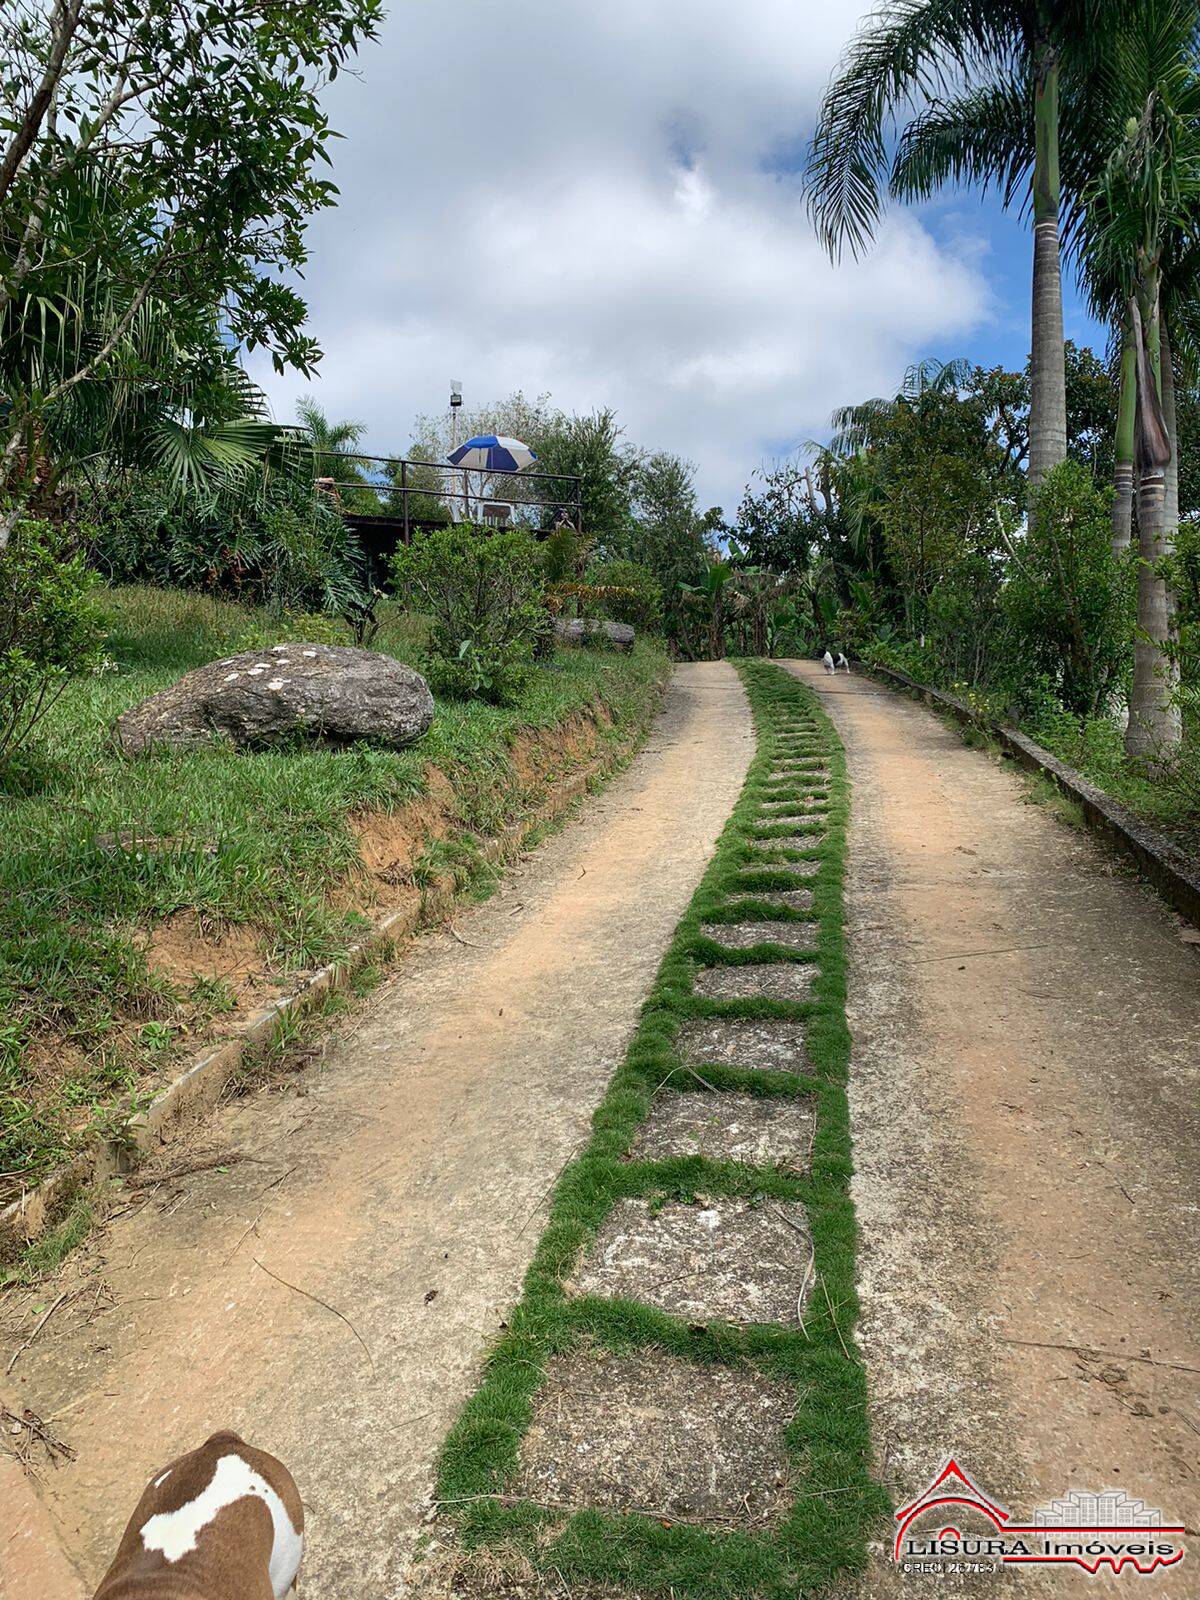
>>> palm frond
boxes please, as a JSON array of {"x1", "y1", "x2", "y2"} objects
[
  {"x1": 147, "y1": 415, "x2": 285, "y2": 495},
  {"x1": 904, "y1": 356, "x2": 975, "y2": 396},
  {"x1": 891, "y1": 77, "x2": 1032, "y2": 210},
  {"x1": 803, "y1": 0, "x2": 1014, "y2": 258},
  {"x1": 830, "y1": 397, "x2": 895, "y2": 454}
]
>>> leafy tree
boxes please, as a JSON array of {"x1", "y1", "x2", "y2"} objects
[
  {"x1": 0, "y1": 0, "x2": 381, "y2": 538},
  {"x1": 738, "y1": 460, "x2": 822, "y2": 574},
  {"x1": 629, "y1": 452, "x2": 715, "y2": 645},
  {"x1": 1003, "y1": 460, "x2": 1132, "y2": 716},
  {"x1": 408, "y1": 391, "x2": 556, "y2": 466},
  {"x1": 870, "y1": 395, "x2": 1009, "y2": 636},
  {"x1": 815, "y1": 362, "x2": 1019, "y2": 634},
  {"x1": 405, "y1": 391, "x2": 561, "y2": 522},
  {"x1": 381, "y1": 457, "x2": 454, "y2": 528},
  {"x1": 1063, "y1": 341, "x2": 1120, "y2": 483},
  {"x1": 391, "y1": 525, "x2": 546, "y2": 703},
  {"x1": 1173, "y1": 380, "x2": 1200, "y2": 519},
  {"x1": 830, "y1": 359, "x2": 975, "y2": 453},
  {"x1": 933, "y1": 347, "x2": 1117, "y2": 485},
  {"x1": 534, "y1": 408, "x2": 642, "y2": 542},
  {"x1": 0, "y1": 517, "x2": 103, "y2": 764}
]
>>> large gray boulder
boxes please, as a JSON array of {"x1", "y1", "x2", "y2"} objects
[
  {"x1": 554, "y1": 617, "x2": 635, "y2": 651},
  {"x1": 116, "y1": 643, "x2": 434, "y2": 756}
]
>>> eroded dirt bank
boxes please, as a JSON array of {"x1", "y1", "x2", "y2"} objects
[
  {"x1": 790, "y1": 663, "x2": 1200, "y2": 1598},
  {"x1": 0, "y1": 662, "x2": 753, "y2": 1600}
]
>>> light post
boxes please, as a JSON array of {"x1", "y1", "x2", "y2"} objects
[{"x1": 450, "y1": 380, "x2": 466, "y2": 521}]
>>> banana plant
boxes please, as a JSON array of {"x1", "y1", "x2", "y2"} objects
[{"x1": 679, "y1": 555, "x2": 733, "y2": 660}]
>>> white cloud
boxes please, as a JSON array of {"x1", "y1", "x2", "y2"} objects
[{"x1": 252, "y1": 0, "x2": 993, "y2": 510}]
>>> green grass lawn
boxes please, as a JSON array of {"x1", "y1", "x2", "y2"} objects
[{"x1": 1, "y1": 586, "x2": 668, "y2": 1197}]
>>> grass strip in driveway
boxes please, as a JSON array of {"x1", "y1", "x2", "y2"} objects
[{"x1": 431, "y1": 660, "x2": 886, "y2": 1599}]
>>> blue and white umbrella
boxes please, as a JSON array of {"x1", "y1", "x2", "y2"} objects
[{"x1": 447, "y1": 434, "x2": 537, "y2": 473}]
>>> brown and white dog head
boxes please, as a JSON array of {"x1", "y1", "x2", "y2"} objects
[{"x1": 92, "y1": 1431, "x2": 303, "y2": 1599}]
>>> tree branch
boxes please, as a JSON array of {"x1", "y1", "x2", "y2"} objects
[{"x1": 0, "y1": 0, "x2": 84, "y2": 207}]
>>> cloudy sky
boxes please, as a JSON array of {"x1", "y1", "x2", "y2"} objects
[{"x1": 252, "y1": 0, "x2": 1104, "y2": 513}]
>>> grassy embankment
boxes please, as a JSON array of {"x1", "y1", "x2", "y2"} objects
[{"x1": 0, "y1": 586, "x2": 668, "y2": 1205}]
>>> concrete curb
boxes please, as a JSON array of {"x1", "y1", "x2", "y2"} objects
[
  {"x1": 0, "y1": 714, "x2": 653, "y2": 1263},
  {"x1": 861, "y1": 661, "x2": 1200, "y2": 930}
]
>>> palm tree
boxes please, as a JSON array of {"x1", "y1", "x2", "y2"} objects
[
  {"x1": 1081, "y1": 7, "x2": 1200, "y2": 759},
  {"x1": 1112, "y1": 330, "x2": 1139, "y2": 552},
  {"x1": 829, "y1": 358, "x2": 974, "y2": 453},
  {"x1": 881, "y1": 2, "x2": 1199, "y2": 757},
  {"x1": 294, "y1": 396, "x2": 370, "y2": 486},
  {"x1": 805, "y1": 1, "x2": 1132, "y2": 503},
  {"x1": 1, "y1": 279, "x2": 287, "y2": 529}
]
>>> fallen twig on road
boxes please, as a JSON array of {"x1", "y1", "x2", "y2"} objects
[
  {"x1": 253, "y1": 1257, "x2": 375, "y2": 1375},
  {"x1": 5, "y1": 1291, "x2": 68, "y2": 1375},
  {"x1": 1001, "y1": 1336, "x2": 1200, "y2": 1376},
  {"x1": 127, "y1": 1153, "x2": 243, "y2": 1189}
]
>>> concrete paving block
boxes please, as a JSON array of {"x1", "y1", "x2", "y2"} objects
[
  {"x1": 693, "y1": 961, "x2": 816, "y2": 1002},
  {"x1": 733, "y1": 858, "x2": 821, "y2": 884},
  {"x1": 515, "y1": 1347, "x2": 795, "y2": 1524},
  {"x1": 700, "y1": 920, "x2": 815, "y2": 952},
  {"x1": 756, "y1": 811, "x2": 828, "y2": 829},
  {"x1": 572, "y1": 1197, "x2": 813, "y2": 1325},
  {"x1": 748, "y1": 834, "x2": 826, "y2": 854},
  {"x1": 722, "y1": 887, "x2": 813, "y2": 913},
  {"x1": 677, "y1": 1017, "x2": 812, "y2": 1074},
  {"x1": 631, "y1": 1090, "x2": 815, "y2": 1168}
]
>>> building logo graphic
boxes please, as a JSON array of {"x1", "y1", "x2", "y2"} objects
[
  {"x1": 1035, "y1": 1490, "x2": 1163, "y2": 1529},
  {"x1": 894, "y1": 1458, "x2": 1186, "y2": 1577}
]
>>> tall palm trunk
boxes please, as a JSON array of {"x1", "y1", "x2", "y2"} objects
[
  {"x1": 1112, "y1": 332, "x2": 1136, "y2": 553},
  {"x1": 1162, "y1": 319, "x2": 1179, "y2": 540},
  {"x1": 1126, "y1": 290, "x2": 1181, "y2": 761},
  {"x1": 1028, "y1": 43, "x2": 1068, "y2": 499}
]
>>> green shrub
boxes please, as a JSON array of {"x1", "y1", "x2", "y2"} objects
[
  {"x1": 541, "y1": 521, "x2": 594, "y2": 584},
  {"x1": 1160, "y1": 520, "x2": 1200, "y2": 689},
  {"x1": 581, "y1": 558, "x2": 663, "y2": 632},
  {"x1": 89, "y1": 470, "x2": 372, "y2": 626},
  {"x1": 391, "y1": 524, "x2": 545, "y2": 702},
  {"x1": 1002, "y1": 461, "x2": 1132, "y2": 718},
  {"x1": 0, "y1": 517, "x2": 105, "y2": 763}
]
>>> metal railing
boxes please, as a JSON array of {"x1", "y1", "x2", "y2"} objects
[{"x1": 318, "y1": 453, "x2": 582, "y2": 542}]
